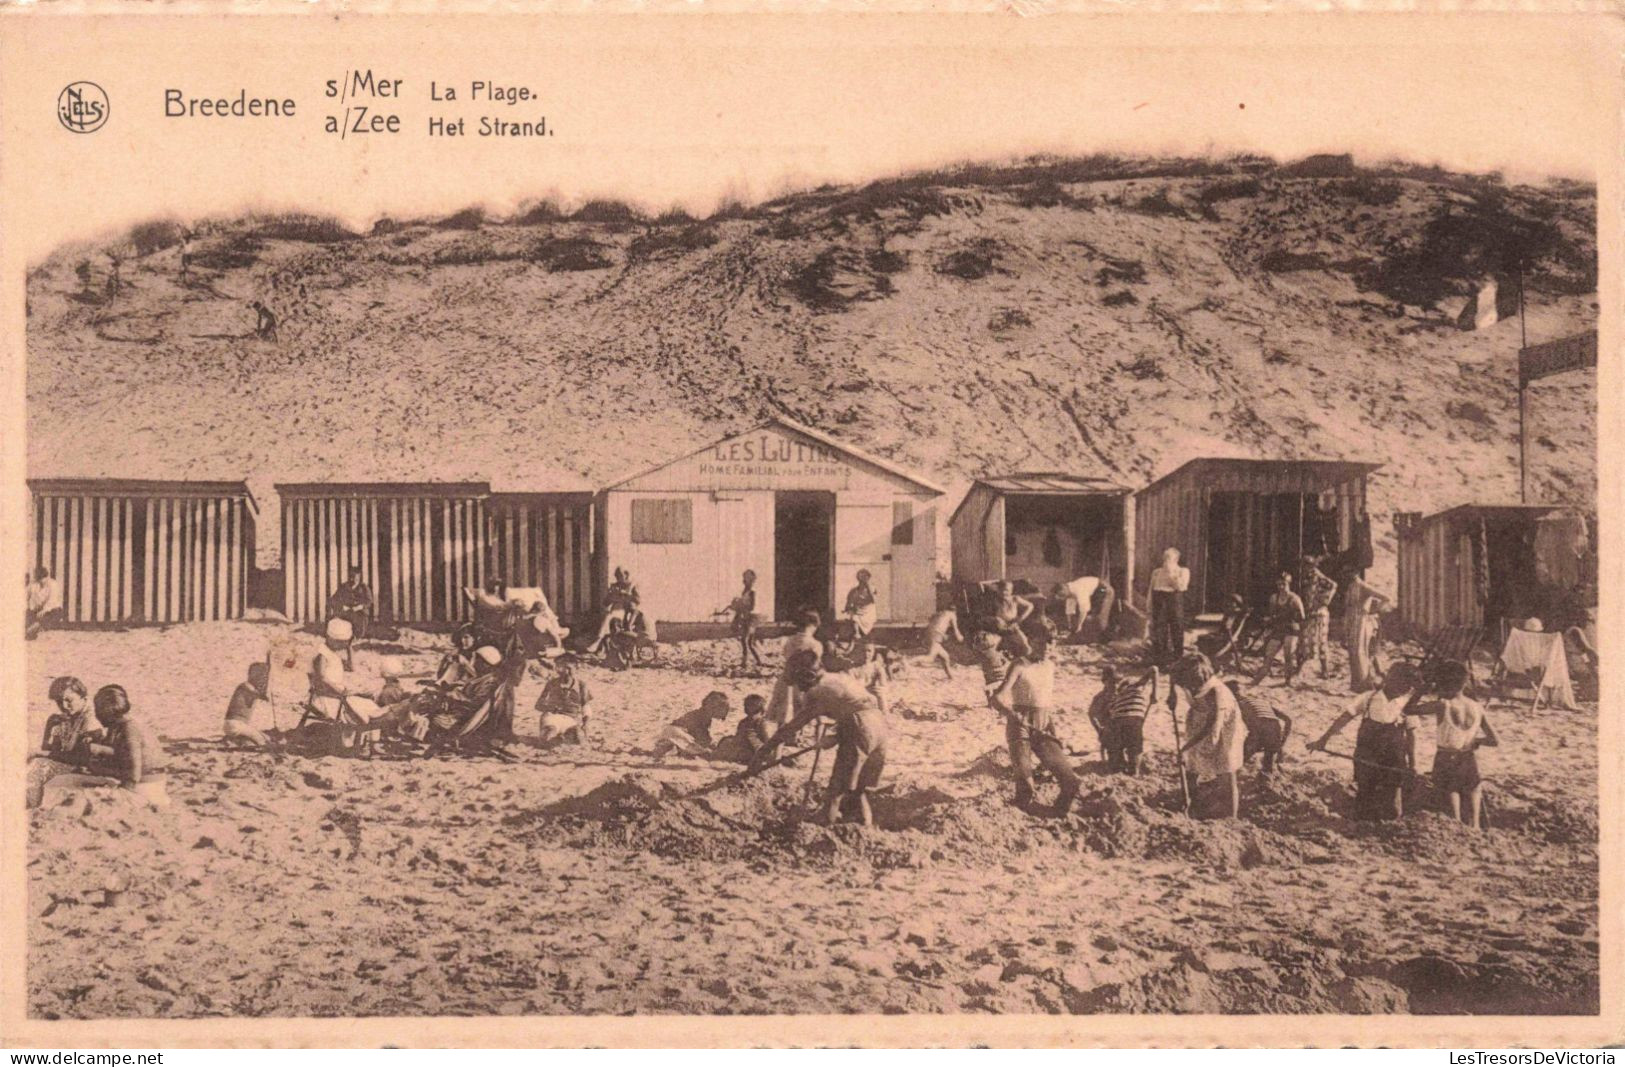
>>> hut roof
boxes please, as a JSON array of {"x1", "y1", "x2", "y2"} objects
[{"x1": 29, "y1": 478, "x2": 259, "y2": 513}]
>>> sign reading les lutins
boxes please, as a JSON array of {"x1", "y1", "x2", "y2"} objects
[{"x1": 690, "y1": 430, "x2": 855, "y2": 489}]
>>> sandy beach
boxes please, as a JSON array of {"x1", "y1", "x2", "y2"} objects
[{"x1": 25, "y1": 622, "x2": 1599, "y2": 1018}]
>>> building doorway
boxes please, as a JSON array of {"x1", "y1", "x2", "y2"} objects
[{"x1": 775, "y1": 491, "x2": 834, "y2": 621}]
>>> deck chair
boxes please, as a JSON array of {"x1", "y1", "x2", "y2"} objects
[
  {"x1": 1492, "y1": 620, "x2": 1579, "y2": 710},
  {"x1": 1401, "y1": 623, "x2": 1488, "y2": 697}
]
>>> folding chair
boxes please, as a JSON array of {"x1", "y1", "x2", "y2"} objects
[{"x1": 1400, "y1": 623, "x2": 1488, "y2": 697}]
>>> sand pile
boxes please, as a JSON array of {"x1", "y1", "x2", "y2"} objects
[{"x1": 511, "y1": 766, "x2": 1349, "y2": 873}]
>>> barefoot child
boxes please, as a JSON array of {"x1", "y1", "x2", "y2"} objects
[
  {"x1": 757, "y1": 651, "x2": 888, "y2": 827},
  {"x1": 923, "y1": 608, "x2": 964, "y2": 679},
  {"x1": 224, "y1": 662, "x2": 273, "y2": 748},
  {"x1": 535, "y1": 654, "x2": 592, "y2": 748},
  {"x1": 654, "y1": 691, "x2": 731, "y2": 758},
  {"x1": 1406, "y1": 660, "x2": 1499, "y2": 829},
  {"x1": 991, "y1": 618, "x2": 1080, "y2": 816}
]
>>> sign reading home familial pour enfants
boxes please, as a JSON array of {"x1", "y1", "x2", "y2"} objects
[
  {"x1": 694, "y1": 430, "x2": 855, "y2": 489},
  {"x1": 623, "y1": 426, "x2": 914, "y2": 493}
]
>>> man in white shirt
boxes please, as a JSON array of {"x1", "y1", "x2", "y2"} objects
[
  {"x1": 1149, "y1": 547, "x2": 1191, "y2": 661},
  {"x1": 25, "y1": 566, "x2": 62, "y2": 640}
]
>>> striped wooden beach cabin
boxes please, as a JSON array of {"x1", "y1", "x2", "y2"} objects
[
  {"x1": 1394, "y1": 503, "x2": 1593, "y2": 638},
  {"x1": 483, "y1": 492, "x2": 597, "y2": 624},
  {"x1": 600, "y1": 418, "x2": 944, "y2": 625},
  {"x1": 27, "y1": 479, "x2": 258, "y2": 624},
  {"x1": 277, "y1": 482, "x2": 490, "y2": 626},
  {"x1": 1133, "y1": 458, "x2": 1381, "y2": 613}
]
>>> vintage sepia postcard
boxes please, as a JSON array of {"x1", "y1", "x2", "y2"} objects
[{"x1": 0, "y1": 6, "x2": 1619, "y2": 1049}]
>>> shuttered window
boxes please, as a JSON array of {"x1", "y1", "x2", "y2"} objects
[
  {"x1": 891, "y1": 500, "x2": 914, "y2": 545},
  {"x1": 630, "y1": 498, "x2": 693, "y2": 544}
]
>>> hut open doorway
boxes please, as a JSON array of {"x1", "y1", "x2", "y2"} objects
[
  {"x1": 1204, "y1": 491, "x2": 1346, "y2": 611},
  {"x1": 775, "y1": 491, "x2": 834, "y2": 621}
]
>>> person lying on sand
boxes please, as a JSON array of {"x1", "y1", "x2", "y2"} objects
[
  {"x1": 1405, "y1": 660, "x2": 1499, "y2": 830},
  {"x1": 653, "y1": 691, "x2": 730, "y2": 758},
  {"x1": 712, "y1": 694, "x2": 772, "y2": 764},
  {"x1": 536, "y1": 654, "x2": 592, "y2": 749},
  {"x1": 755, "y1": 650, "x2": 888, "y2": 827},
  {"x1": 224, "y1": 661, "x2": 273, "y2": 749}
]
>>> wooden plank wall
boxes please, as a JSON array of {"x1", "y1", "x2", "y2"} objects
[
  {"x1": 1397, "y1": 514, "x2": 1478, "y2": 636},
  {"x1": 281, "y1": 494, "x2": 489, "y2": 624},
  {"x1": 31, "y1": 492, "x2": 249, "y2": 624},
  {"x1": 282, "y1": 496, "x2": 383, "y2": 624},
  {"x1": 1138, "y1": 467, "x2": 1368, "y2": 613},
  {"x1": 485, "y1": 497, "x2": 597, "y2": 621}
]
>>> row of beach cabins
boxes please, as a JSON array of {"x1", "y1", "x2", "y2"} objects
[{"x1": 25, "y1": 417, "x2": 1589, "y2": 640}]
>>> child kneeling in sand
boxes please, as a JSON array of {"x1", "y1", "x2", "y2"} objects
[
  {"x1": 653, "y1": 691, "x2": 730, "y2": 758},
  {"x1": 535, "y1": 654, "x2": 592, "y2": 749},
  {"x1": 712, "y1": 694, "x2": 772, "y2": 764}
]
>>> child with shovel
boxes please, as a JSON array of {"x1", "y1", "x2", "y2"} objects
[
  {"x1": 1308, "y1": 662, "x2": 1422, "y2": 821},
  {"x1": 754, "y1": 650, "x2": 887, "y2": 827}
]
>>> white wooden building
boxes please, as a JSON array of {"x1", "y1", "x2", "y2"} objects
[{"x1": 599, "y1": 418, "x2": 944, "y2": 625}]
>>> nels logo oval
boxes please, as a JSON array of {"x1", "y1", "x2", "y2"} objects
[{"x1": 58, "y1": 81, "x2": 109, "y2": 134}]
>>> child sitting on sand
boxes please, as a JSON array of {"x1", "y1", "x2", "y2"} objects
[
  {"x1": 535, "y1": 654, "x2": 592, "y2": 749},
  {"x1": 712, "y1": 694, "x2": 772, "y2": 764},
  {"x1": 653, "y1": 691, "x2": 730, "y2": 758},
  {"x1": 375, "y1": 659, "x2": 411, "y2": 709},
  {"x1": 224, "y1": 662, "x2": 273, "y2": 749}
]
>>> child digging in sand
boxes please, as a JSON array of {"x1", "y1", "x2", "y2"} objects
[
  {"x1": 653, "y1": 691, "x2": 731, "y2": 758},
  {"x1": 756, "y1": 651, "x2": 887, "y2": 827},
  {"x1": 1406, "y1": 660, "x2": 1499, "y2": 829}
]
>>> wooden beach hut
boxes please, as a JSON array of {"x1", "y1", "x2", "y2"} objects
[
  {"x1": 1133, "y1": 458, "x2": 1380, "y2": 613},
  {"x1": 1394, "y1": 503, "x2": 1593, "y2": 637},
  {"x1": 484, "y1": 492, "x2": 598, "y2": 624},
  {"x1": 276, "y1": 482, "x2": 490, "y2": 626},
  {"x1": 599, "y1": 418, "x2": 944, "y2": 625},
  {"x1": 27, "y1": 478, "x2": 258, "y2": 624},
  {"x1": 949, "y1": 473, "x2": 1134, "y2": 600}
]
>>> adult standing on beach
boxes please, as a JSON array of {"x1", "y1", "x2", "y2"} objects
[
  {"x1": 1149, "y1": 547, "x2": 1190, "y2": 661},
  {"x1": 1340, "y1": 574, "x2": 1391, "y2": 692}
]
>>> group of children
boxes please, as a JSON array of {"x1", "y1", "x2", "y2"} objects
[{"x1": 30, "y1": 676, "x2": 169, "y2": 809}]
